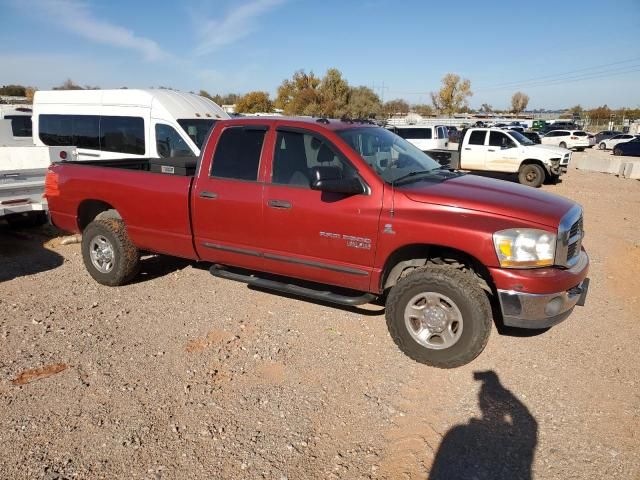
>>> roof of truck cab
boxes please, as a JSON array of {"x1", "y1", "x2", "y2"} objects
[
  {"x1": 218, "y1": 116, "x2": 380, "y2": 131},
  {"x1": 33, "y1": 89, "x2": 230, "y2": 120}
]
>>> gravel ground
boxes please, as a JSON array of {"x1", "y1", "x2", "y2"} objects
[{"x1": 1, "y1": 161, "x2": 639, "y2": 479}]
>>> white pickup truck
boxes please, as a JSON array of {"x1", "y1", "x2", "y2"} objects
[
  {"x1": 0, "y1": 120, "x2": 76, "y2": 227},
  {"x1": 427, "y1": 127, "x2": 570, "y2": 187}
]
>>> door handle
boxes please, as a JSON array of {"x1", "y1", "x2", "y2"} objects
[
  {"x1": 464, "y1": 148, "x2": 471, "y2": 150},
  {"x1": 199, "y1": 191, "x2": 218, "y2": 199},
  {"x1": 488, "y1": 149, "x2": 495, "y2": 152},
  {"x1": 268, "y1": 199, "x2": 292, "y2": 209}
]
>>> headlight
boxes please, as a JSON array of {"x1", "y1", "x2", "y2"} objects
[{"x1": 493, "y1": 229, "x2": 556, "y2": 268}]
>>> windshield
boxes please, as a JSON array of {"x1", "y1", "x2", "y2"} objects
[
  {"x1": 177, "y1": 119, "x2": 216, "y2": 149},
  {"x1": 337, "y1": 127, "x2": 441, "y2": 183},
  {"x1": 508, "y1": 130, "x2": 535, "y2": 145}
]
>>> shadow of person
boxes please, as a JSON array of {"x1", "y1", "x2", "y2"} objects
[{"x1": 428, "y1": 371, "x2": 538, "y2": 480}]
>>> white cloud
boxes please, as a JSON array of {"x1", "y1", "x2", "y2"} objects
[
  {"x1": 27, "y1": 0, "x2": 168, "y2": 61},
  {"x1": 194, "y1": 0, "x2": 285, "y2": 56}
]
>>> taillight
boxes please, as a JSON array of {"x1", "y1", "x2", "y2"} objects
[
  {"x1": 44, "y1": 170, "x2": 60, "y2": 198},
  {"x1": 59, "y1": 150, "x2": 67, "y2": 160}
]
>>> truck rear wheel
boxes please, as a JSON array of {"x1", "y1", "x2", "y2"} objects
[
  {"x1": 518, "y1": 163, "x2": 545, "y2": 188},
  {"x1": 385, "y1": 265, "x2": 492, "y2": 368},
  {"x1": 81, "y1": 218, "x2": 139, "y2": 286}
]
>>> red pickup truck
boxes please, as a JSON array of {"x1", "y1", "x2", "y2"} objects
[{"x1": 45, "y1": 117, "x2": 589, "y2": 368}]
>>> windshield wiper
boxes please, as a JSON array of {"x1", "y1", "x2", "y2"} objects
[{"x1": 391, "y1": 169, "x2": 441, "y2": 185}]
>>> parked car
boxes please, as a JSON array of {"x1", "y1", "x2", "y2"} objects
[
  {"x1": 387, "y1": 124, "x2": 449, "y2": 151},
  {"x1": 598, "y1": 133, "x2": 639, "y2": 150},
  {"x1": 504, "y1": 126, "x2": 525, "y2": 133},
  {"x1": 541, "y1": 122, "x2": 579, "y2": 134},
  {"x1": 594, "y1": 130, "x2": 622, "y2": 144},
  {"x1": 33, "y1": 89, "x2": 230, "y2": 161},
  {"x1": 447, "y1": 126, "x2": 461, "y2": 143},
  {"x1": 540, "y1": 130, "x2": 590, "y2": 151},
  {"x1": 427, "y1": 127, "x2": 570, "y2": 187},
  {"x1": 532, "y1": 120, "x2": 547, "y2": 131},
  {"x1": 521, "y1": 131, "x2": 541, "y2": 144},
  {"x1": 45, "y1": 117, "x2": 589, "y2": 368},
  {"x1": 612, "y1": 136, "x2": 640, "y2": 156},
  {"x1": 0, "y1": 105, "x2": 33, "y2": 141}
]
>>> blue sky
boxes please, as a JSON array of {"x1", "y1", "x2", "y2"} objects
[{"x1": 2, "y1": 0, "x2": 639, "y2": 109}]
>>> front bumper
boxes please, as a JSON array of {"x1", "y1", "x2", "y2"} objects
[{"x1": 498, "y1": 278, "x2": 589, "y2": 328}]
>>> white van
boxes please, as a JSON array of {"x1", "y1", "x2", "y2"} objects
[
  {"x1": 0, "y1": 105, "x2": 33, "y2": 145},
  {"x1": 388, "y1": 124, "x2": 449, "y2": 151},
  {"x1": 33, "y1": 89, "x2": 230, "y2": 161}
]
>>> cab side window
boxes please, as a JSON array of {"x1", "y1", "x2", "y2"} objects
[
  {"x1": 489, "y1": 131, "x2": 515, "y2": 148},
  {"x1": 272, "y1": 130, "x2": 357, "y2": 188},
  {"x1": 211, "y1": 126, "x2": 266, "y2": 181},
  {"x1": 468, "y1": 130, "x2": 486, "y2": 145}
]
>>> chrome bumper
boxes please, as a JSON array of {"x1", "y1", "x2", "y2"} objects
[{"x1": 498, "y1": 278, "x2": 589, "y2": 329}]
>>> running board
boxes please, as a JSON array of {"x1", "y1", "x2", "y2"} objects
[{"x1": 209, "y1": 266, "x2": 376, "y2": 306}]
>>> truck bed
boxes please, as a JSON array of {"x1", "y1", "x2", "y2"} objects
[{"x1": 47, "y1": 158, "x2": 198, "y2": 259}]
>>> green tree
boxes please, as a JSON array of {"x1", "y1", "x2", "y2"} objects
[
  {"x1": 383, "y1": 99, "x2": 410, "y2": 116},
  {"x1": 343, "y1": 86, "x2": 382, "y2": 118},
  {"x1": 430, "y1": 73, "x2": 473, "y2": 116},
  {"x1": 53, "y1": 79, "x2": 85, "y2": 90},
  {"x1": 0, "y1": 84, "x2": 27, "y2": 96},
  {"x1": 318, "y1": 68, "x2": 350, "y2": 117},
  {"x1": 235, "y1": 91, "x2": 273, "y2": 113},
  {"x1": 275, "y1": 69, "x2": 322, "y2": 116},
  {"x1": 511, "y1": 92, "x2": 530, "y2": 114}
]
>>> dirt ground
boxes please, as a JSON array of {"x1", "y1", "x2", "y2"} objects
[{"x1": 1, "y1": 159, "x2": 639, "y2": 479}]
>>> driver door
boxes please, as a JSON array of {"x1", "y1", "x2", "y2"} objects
[
  {"x1": 261, "y1": 127, "x2": 382, "y2": 291},
  {"x1": 485, "y1": 131, "x2": 519, "y2": 172}
]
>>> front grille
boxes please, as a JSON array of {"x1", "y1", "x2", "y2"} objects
[{"x1": 566, "y1": 216, "x2": 583, "y2": 263}]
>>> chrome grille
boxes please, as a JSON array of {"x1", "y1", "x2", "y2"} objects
[{"x1": 556, "y1": 205, "x2": 583, "y2": 267}]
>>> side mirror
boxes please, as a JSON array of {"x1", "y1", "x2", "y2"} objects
[{"x1": 310, "y1": 166, "x2": 365, "y2": 195}]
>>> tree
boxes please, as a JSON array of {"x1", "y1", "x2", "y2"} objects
[
  {"x1": 275, "y1": 69, "x2": 323, "y2": 116},
  {"x1": 0, "y1": 84, "x2": 27, "y2": 96},
  {"x1": 25, "y1": 87, "x2": 36, "y2": 103},
  {"x1": 383, "y1": 99, "x2": 410, "y2": 116},
  {"x1": 587, "y1": 105, "x2": 613, "y2": 125},
  {"x1": 569, "y1": 105, "x2": 583, "y2": 116},
  {"x1": 430, "y1": 73, "x2": 473, "y2": 116},
  {"x1": 511, "y1": 92, "x2": 529, "y2": 114},
  {"x1": 343, "y1": 86, "x2": 382, "y2": 118},
  {"x1": 413, "y1": 104, "x2": 434, "y2": 117},
  {"x1": 53, "y1": 79, "x2": 85, "y2": 90},
  {"x1": 235, "y1": 91, "x2": 273, "y2": 114},
  {"x1": 318, "y1": 68, "x2": 350, "y2": 117},
  {"x1": 480, "y1": 103, "x2": 493, "y2": 113}
]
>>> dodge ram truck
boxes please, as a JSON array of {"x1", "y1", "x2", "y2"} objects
[
  {"x1": 428, "y1": 127, "x2": 571, "y2": 187},
  {"x1": 45, "y1": 117, "x2": 590, "y2": 368}
]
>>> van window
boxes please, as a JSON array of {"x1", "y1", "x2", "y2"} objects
[
  {"x1": 156, "y1": 124, "x2": 195, "y2": 157},
  {"x1": 5, "y1": 115, "x2": 32, "y2": 137},
  {"x1": 397, "y1": 128, "x2": 432, "y2": 140},
  {"x1": 39, "y1": 114, "x2": 144, "y2": 154},
  {"x1": 210, "y1": 127, "x2": 266, "y2": 181},
  {"x1": 100, "y1": 116, "x2": 145, "y2": 155},
  {"x1": 177, "y1": 119, "x2": 216, "y2": 149},
  {"x1": 39, "y1": 114, "x2": 99, "y2": 148},
  {"x1": 468, "y1": 130, "x2": 486, "y2": 145}
]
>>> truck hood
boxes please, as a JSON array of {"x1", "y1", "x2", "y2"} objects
[
  {"x1": 527, "y1": 144, "x2": 568, "y2": 158},
  {"x1": 402, "y1": 174, "x2": 575, "y2": 227}
]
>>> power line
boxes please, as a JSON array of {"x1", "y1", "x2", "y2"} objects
[{"x1": 476, "y1": 56, "x2": 640, "y2": 90}]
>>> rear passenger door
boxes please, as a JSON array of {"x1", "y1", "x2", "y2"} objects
[
  {"x1": 192, "y1": 125, "x2": 269, "y2": 270},
  {"x1": 461, "y1": 129, "x2": 487, "y2": 170}
]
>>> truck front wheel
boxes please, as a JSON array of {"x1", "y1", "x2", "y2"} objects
[
  {"x1": 385, "y1": 265, "x2": 492, "y2": 368},
  {"x1": 81, "y1": 218, "x2": 140, "y2": 286},
  {"x1": 518, "y1": 163, "x2": 545, "y2": 188}
]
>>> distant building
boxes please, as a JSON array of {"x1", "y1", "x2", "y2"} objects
[{"x1": 0, "y1": 95, "x2": 29, "y2": 105}]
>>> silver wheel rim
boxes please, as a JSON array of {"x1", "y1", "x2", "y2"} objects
[
  {"x1": 89, "y1": 235, "x2": 115, "y2": 273},
  {"x1": 404, "y1": 292, "x2": 463, "y2": 350}
]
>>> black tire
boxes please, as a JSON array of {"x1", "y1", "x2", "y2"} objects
[
  {"x1": 385, "y1": 265, "x2": 492, "y2": 368},
  {"x1": 613, "y1": 147, "x2": 623, "y2": 156},
  {"x1": 81, "y1": 218, "x2": 139, "y2": 286},
  {"x1": 5, "y1": 211, "x2": 48, "y2": 228},
  {"x1": 576, "y1": 148, "x2": 585, "y2": 152},
  {"x1": 545, "y1": 173, "x2": 561, "y2": 185},
  {"x1": 599, "y1": 142, "x2": 606, "y2": 150},
  {"x1": 517, "y1": 163, "x2": 545, "y2": 188},
  {"x1": 559, "y1": 142, "x2": 567, "y2": 149}
]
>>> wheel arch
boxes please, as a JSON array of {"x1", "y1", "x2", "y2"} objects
[
  {"x1": 380, "y1": 243, "x2": 494, "y2": 293},
  {"x1": 77, "y1": 199, "x2": 122, "y2": 232}
]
